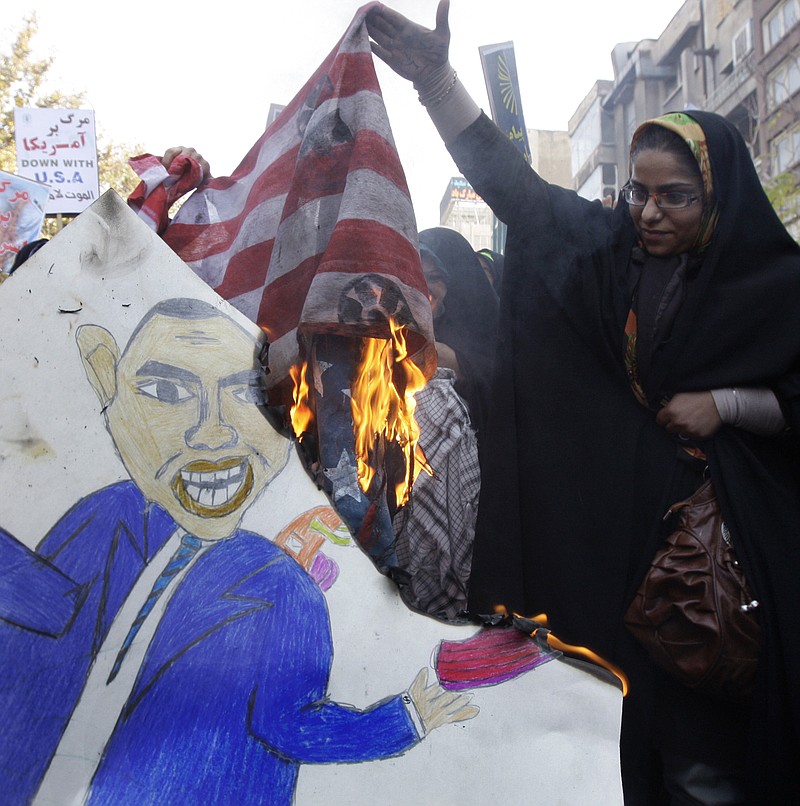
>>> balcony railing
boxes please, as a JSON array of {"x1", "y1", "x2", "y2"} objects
[{"x1": 706, "y1": 52, "x2": 756, "y2": 111}]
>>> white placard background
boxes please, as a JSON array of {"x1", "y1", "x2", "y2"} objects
[{"x1": 0, "y1": 192, "x2": 623, "y2": 804}]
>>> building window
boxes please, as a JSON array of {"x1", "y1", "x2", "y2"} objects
[
  {"x1": 570, "y1": 98, "x2": 603, "y2": 176},
  {"x1": 763, "y1": 0, "x2": 800, "y2": 53},
  {"x1": 577, "y1": 164, "x2": 604, "y2": 202},
  {"x1": 623, "y1": 99, "x2": 637, "y2": 148},
  {"x1": 767, "y1": 54, "x2": 800, "y2": 108},
  {"x1": 733, "y1": 21, "x2": 753, "y2": 66},
  {"x1": 773, "y1": 126, "x2": 800, "y2": 174}
]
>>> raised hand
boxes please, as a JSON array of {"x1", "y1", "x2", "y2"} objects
[
  {"x1": 366, "y1": 0, "x2": 451, "y2": 84},
  {"x1": 161, "y1": 146, "x2": 212, "y2": 186}
]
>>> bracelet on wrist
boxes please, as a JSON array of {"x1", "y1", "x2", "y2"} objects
[{"x1": 418, "y1": 70, "x2": 458, "y2": 108}]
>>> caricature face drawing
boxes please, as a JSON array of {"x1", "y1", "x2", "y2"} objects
[{"x1": 77, "y1": 299, "x2": 289, "y2": 540}]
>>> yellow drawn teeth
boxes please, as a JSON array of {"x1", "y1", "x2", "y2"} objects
[
  {"x1": 172, "y1": 460, "x2": 254, "y2": 518},
  {"x1": 181, "y1": 466, "x2": 242, "y2": 503}
]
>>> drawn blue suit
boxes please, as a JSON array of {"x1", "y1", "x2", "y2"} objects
[{"x1": 0, "y1": 481, "x2": 418, "y2": 805}]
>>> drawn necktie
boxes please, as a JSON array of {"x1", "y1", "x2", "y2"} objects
[{"x1": 107, "y1": 534, "x2": 202, "y2": 683}]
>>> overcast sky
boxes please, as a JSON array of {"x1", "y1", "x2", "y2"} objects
[{"x1": 4, "y1": 0, "x2": 684, "y2": 229}]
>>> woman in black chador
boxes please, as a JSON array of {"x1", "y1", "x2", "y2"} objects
[
  {"x1": 368, "y1": 2, "x2": 800, "y2": 803},
  {"x1": 418, "y1": 227, "x2": 498, "y2": 446}
]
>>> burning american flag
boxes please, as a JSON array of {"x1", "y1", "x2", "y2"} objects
[
  {"x1": 128, "y1": 3, "x2": 435, "y2": 402},
  {"x1": 128, "y1": 4, "x2": 435, "y2": 568}
]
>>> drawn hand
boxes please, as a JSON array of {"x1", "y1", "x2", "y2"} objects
[
  {"x1": 161, "y1": 146, "x2": 212, "y2": 186},
  {"x1": 408, "y1": 667, "x2": 478, "y2": 735},
  {"x1": 656, "y1": 391, "x2": 722, "y2": 441},
  {"x1": 366, "y1": 0, "x2": 450, "y2": 84}
]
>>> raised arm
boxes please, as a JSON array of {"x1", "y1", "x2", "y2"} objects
[
  {"x1": 367, "y1": 2, "x2": 555, "y2": 228},
  {"x1": 367, "y1": 1, "x2": 479, "y2": 144}
]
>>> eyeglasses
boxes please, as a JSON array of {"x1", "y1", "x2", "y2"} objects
[{"x1": 622, "y1": 183, "x2": 703, "y2": 210}]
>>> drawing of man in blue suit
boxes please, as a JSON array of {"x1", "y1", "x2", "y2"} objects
[{"x1": 0, "y1": 298, "x2": 476, "y2": 805}]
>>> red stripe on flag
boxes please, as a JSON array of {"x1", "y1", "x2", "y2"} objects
[
  {"x1": 280, "y1": 132, "x2": 411, "y2": 224},
  {"x1": 256, "y1": 254, "x2": 322, "y2": 338},
  {"x1": 214, "y1": 240, "x2": 276, "y2": 301},
  {"x1": 259, "y1": 220, "x2": 424, "y2": 342},
  {"x1": 281, "y1": 141, "x2": 355, "y2": 216},
  {"x1": 315, "y1": 219, "x2": 425, "y2": 291},
  {"x1": 163, "y1": 146, "x2": 302, "y2": 261},
  {"x1": 318, "y1": 50, "x2": 381, "y2": 103}
]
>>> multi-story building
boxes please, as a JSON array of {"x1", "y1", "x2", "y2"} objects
[
  {"x1": 569, "y1": 80, "x2": 616, "y2": 200},
  {"x1": 568, "y1": 0, "x2": 799, "y2": 235},
  {"x1": 438, "y1": 177, "x2": 495, "y2": 251},
  {"x1": 755, "y1": 0, "x2": 800, "y2": 234},
  {"x1": 703, "y1": 0, "x2": 758, "y2": 140}
]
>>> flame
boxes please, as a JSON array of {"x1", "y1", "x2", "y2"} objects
[
  {"x1": 289, "y1": 361, "x2": 314, "y2": 438},
  {"x1": 288, "y1": 322, "x2": 430, "y2": 508},
  {"x1": 515, "y1": 610, "x2": 630, "y2": 697},
  {"x1": 351, "y1": 319, "x2": 431, "y2": 507}
]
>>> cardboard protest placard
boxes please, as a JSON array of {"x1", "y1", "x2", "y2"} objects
[
  {"x1": 14, "y1": 107, "x2": 100, "y2": 215},
  {"x1": 0, "y1": 191, "x2": 623, "y2": 805}
]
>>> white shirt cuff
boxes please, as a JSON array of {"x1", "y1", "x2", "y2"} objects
[{"x1": 710, "y1": 387, "x2": 786, "y2": 436}]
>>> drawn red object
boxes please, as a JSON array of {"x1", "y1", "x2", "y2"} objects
[{"x1": 435, "y1": 627, "x2": 553, "y2": 691}]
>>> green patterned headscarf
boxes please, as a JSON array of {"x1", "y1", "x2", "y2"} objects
[{"x1": 630, "y1": 112, "x2": 719, "y2": 251}]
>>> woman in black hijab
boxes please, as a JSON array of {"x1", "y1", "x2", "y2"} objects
[
  {"x1": 475, "y1": 247, "x2": 504, "y2": 296},
  {"x1": 369, "y1": 3, "x2": 800, "y2": 803},
  {"x1": 418, "y1": 227, "x2": 499, "y2": 446}
]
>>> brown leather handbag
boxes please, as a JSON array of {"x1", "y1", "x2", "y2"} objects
[{"x1": 624, "y1": 479, "x2": 760, "y2": 700}]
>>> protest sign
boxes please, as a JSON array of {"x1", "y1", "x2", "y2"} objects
[
  {"x1": 0, "y1": 169, "x2": 49, "y2": 273},
  {"x1": 14, "y1": 108, "x2": 100, "y2": 215}
]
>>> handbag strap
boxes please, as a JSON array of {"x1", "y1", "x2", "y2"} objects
[{"x1": 664, "y1": 477, "x2": 715, "y2": 517}]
